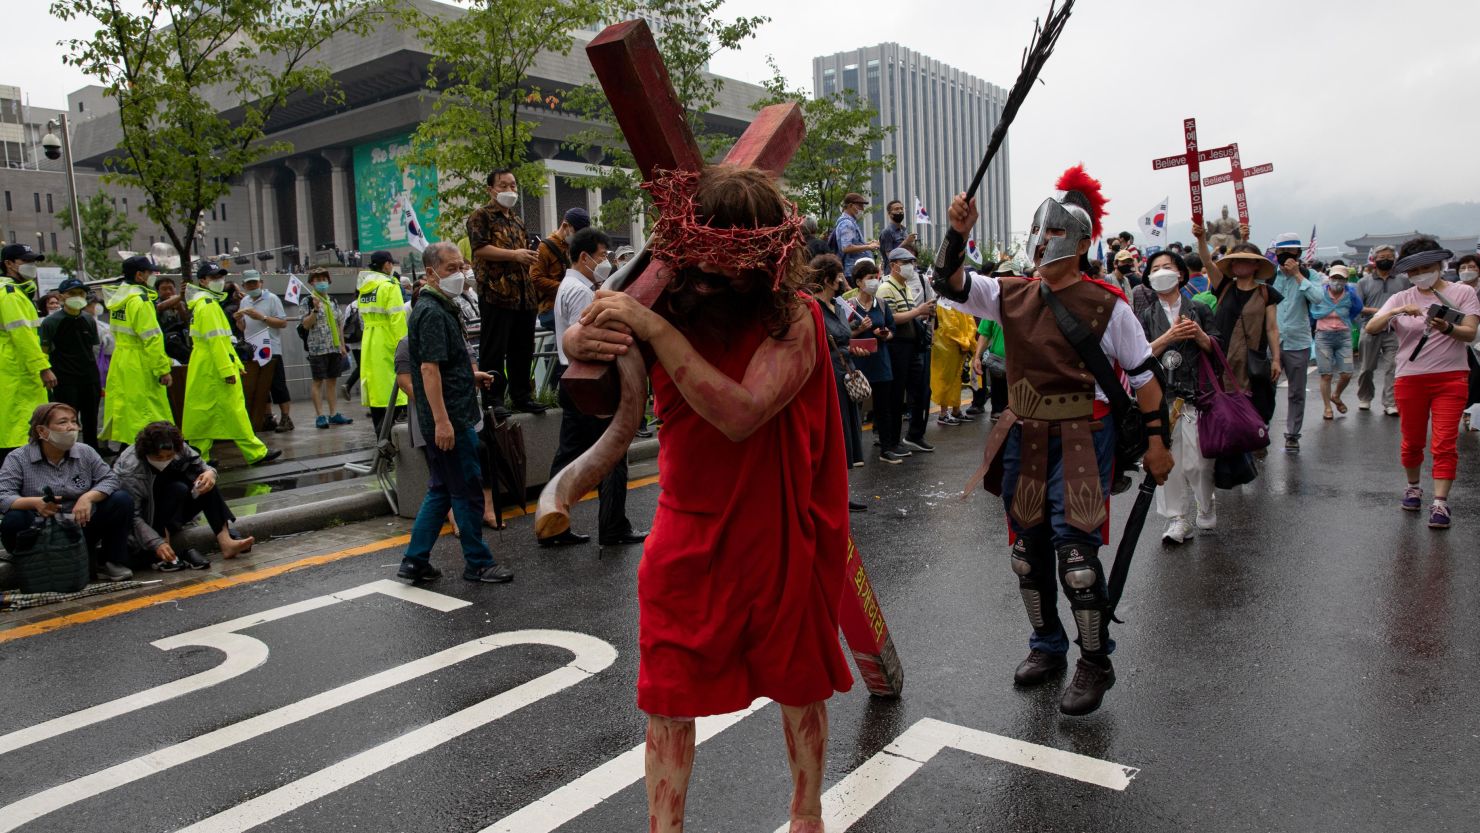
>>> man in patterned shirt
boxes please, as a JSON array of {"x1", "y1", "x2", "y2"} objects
[{"x1": 467, "y1": 169, "x2": 548, "y2": 414}]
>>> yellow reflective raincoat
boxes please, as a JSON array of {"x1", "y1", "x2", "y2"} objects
[
  {"x1": 930, "y1": 301, "x2": 978, "y2": 409},
  {"x1": 181, "y1": 285, "x2": 267, "y2": 463},
  {"x1": 100, "y1": 283, "x2": 173, "y2": 443},
  {"x1": 0, "y1": 278, "x2": 51, "y2": 448},
  {"x1": 356, "y1": 270, "x2": 408, "y2": 408}
]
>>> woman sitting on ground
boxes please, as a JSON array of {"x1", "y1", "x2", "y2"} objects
[
  {"x1": 114, "y1": 421, "x2": 255, "y2": 569},
  {"x1": 0, "y1": 403, "x2": 137, "y2": 582}
]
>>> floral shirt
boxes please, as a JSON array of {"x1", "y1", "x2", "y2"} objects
[{"x1": 467, "y1": 201, "x2": 536, "y2": 311}]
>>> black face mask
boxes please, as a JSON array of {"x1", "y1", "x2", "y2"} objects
[
  {"x1": 1277, "y1": 251, "x2": 1301, "y2": 264},
  {"x1": 890, "y1": 212, "x2": 905, "y2": 223},
  {"x1": 1116, "y1": 263, "x2": 1133, "y2": 273},
  {"x1": 1375, "y1": 259, "x2": 1395, "y2": 271}
]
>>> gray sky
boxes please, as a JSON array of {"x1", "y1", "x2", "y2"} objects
[{"x1": 15, "y1": 0, "x2": 1480, "y2": 251}]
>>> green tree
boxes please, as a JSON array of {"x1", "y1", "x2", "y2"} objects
[
  {"x1": 401, "y1": 0, "x2": 612, "y2": 239},
  {"x1": 53, "y1": 191, "x2": 138, "y2": 279},
  {"x1": 756, "y1": 60, "x2": 894, "y2": 233},
  {"x1": 564, "y1": 0, "x2": 769, "y2": 230},
  {"x1": 52, "y1": 0, "x2": 384, "y2": 276}
]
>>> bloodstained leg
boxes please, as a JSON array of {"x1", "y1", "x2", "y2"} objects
[
  {"x1": 781, "y1": 701, "x2": 829, "y2": 832},
  {"x1": 645, "y1": 715, "x2": 696, "y2": 833}
]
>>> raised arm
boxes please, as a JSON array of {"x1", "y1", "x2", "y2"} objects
[{"x1": 1193, "y1": 224, "x2": 1224, "y2": 291}]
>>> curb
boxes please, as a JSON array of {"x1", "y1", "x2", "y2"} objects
[{"x1": 177, "y1": 489, "x2": 390, "y2": 553}]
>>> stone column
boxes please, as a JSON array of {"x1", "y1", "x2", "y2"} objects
[
  {"x1": 285, "y1": 157, "x2": 315, "y2": 268},
  {"x1": 256, "y1": 169, "x2": 280, "y2": 254},
  {"x1": 542, "y1": 168, "x2": 560, "y2": 237},
  {"x1": 321, "y1": 148, "x2": 354, "y2": 252},
  {"x1": 629, "y1": 210, "x2": 646, "y2": 249},
  {"x1": 586, "y1": 186, "x2": 601, "y2": 223},
  {"x1": 244, "y1": 170, "x2": 262, "y2": 253}
]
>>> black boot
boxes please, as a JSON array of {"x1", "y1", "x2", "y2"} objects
[
  {"x1": 1013, "y1": 649, "x2": 1067, "y2": 686},
  {"x1": 1059, "y1": 657, "x2": 1115, "y2": 716}
]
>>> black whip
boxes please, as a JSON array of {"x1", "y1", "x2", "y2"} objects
[{"x1": 932, "y1": 0, "x2": 1076, "y2": 287}]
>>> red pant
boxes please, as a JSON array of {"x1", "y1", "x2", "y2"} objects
[{"x1": 1394, "y1": 371, "x2": 1468, "y2": 480}]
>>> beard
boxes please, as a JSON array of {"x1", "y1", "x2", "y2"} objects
[{"x1": 661, "y1": 266, "x2": 769, "y2": 343}]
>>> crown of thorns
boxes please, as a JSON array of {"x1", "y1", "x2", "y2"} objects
[{"x1": 642, "y1": 168, "x2": 805, "y2": 288}]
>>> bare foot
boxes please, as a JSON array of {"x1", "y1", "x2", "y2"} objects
[{"x1": 221, "y1": 535, "x2": 256, "y2": 559}]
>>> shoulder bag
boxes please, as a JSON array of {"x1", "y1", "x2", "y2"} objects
[{"x1": 1195, "y1": 339, "x2": 1271, "y2": 458}]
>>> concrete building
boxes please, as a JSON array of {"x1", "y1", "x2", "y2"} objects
[
  {"x1": 45, "y1": 0, "x2": 769, "y2": 271},
  {"x1": 812, "y1": 44, "x2": 1012, "y2": 252}
]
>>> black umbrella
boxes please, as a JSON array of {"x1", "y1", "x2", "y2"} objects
[{"x1": 1106, "y1": 471, "x2": 1157, "y2": 622}]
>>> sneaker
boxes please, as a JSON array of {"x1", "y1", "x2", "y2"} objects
[
  {"x1": 153, "y1": 558, "x2": 186, "y2": 572},
  {"x1": 252, "y1": 448, "x2": 283, "y2": 466},
  {"x1": 879, "y1": 450, "x2": 905, "y2": 464},
  {"x1": 1195, "y1": 507, "x2": 1217, "y2": 531},
  {"x1": 1284, "y1": 436, "x2": 1299, "y2": 453},
  {"x1": 955, "y1": 412, "x2": 976, "y2": 423},
  {"x1": 463, "y1": 564, "x2": 515, "y2": 583},
  {"x1": 888, "y1": 445, "x2": 913, "y2": 458},
  {"x1": 178, "y1": 548, "x2": 210, "y2": 570},
  {"x1": 1384, "y1": 406, "x2": 1400, "y2": 417},
  {"x1": 315, "y1": 415, "x2": 329, "y2": 429},
  {"x1": 1161, "y1": 516, "x2": 1193, "y2": 544},
  {"x1": 396, "y1": 560, "x2": 443, "y2": 582},
  {"x1": 851, "y1": 460, "x2": 865, "y2": 468},
  {"x1": 901, "y1": 437, "x2": 935, "y2": 452},
  {"x1": 848, "y1": 500, "x2": 868, "y2": 513},
  {"x1": 1060, "y1": 657, "x2": 1116, "y2": 716},
  {"x1": 964, "y1": 405, "x2": 987, "y2": 416},
  {"x1": 329, "y1": 413, "x2": 353, "y2": 425},
  {"x1": 275, "y1": 416, "x2": 295, "y2": 433},
  {"x1": 1358, "y1": 399, "x2": 1371, "y2": 411},
  {"x1": 1401, "y1": 484, "x2": 1423, "y2": 512},
  {"x1": 937, "y1": 414, "x2": 960, "y2": 427},
  {"x1": 99, "y1": 561, "x2": 132, "y2": 582},
  {"x1": 1013, "y1": 649, "x2": 1068, "y2": 686},
  {"x1": 1428, "y1": 501, "x2": 1451, "y2": 530}
]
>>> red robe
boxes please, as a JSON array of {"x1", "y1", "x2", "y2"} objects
[{"x1": 636, "y1": 297, "x2": 855, "y2": 717}]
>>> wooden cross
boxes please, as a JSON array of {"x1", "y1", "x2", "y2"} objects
[
  {"x1": 557, "y1": 19, "x2": 905, "y2": 698},
  {"x1": 1149, "y1": 117, "x2": 1235, "y2": 227},
  {"x1": 560, "y1": 19, "x2": 804, "y2": 418},
  {"x1": 1200, "y1": 143, "x2": 1274, "y2": 227}
]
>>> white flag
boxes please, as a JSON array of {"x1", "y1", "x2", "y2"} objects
[
  {"x1": 401, "y1": 195, "x2": 429, "y2": 253},
  {"x1": 283, "y1": 274, "x2": 308, "y2": 306},
  {"x1": 1138, "y1": 197, "x2": 1169, "y2": 244},
  {"x1": 913, "y1": 196, "x2": 931, "y2": 225}
]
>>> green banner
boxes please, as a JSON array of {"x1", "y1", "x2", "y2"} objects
[{"x1": 353, "y1": 132, "x2": 440, "y2": 251}]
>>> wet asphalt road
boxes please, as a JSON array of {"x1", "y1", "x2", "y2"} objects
[{"x1": 2, "y1": 394, "x2": 1478, "y2": 833}]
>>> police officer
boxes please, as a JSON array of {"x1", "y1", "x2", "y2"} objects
[
  {"x1": 356, "y1": 250, "x2": 408, "y2": 433},
  {"x1": 182, "y1": 261, "x2": 283, "y2": 466},
  {"x1": 39, "y1": 277, "x2": 102, "y2": 449},
  {"x1": 100, "y1": 255, "x2": 174, "y2": 446},
  {"x1": 1, "y1": 244, "x2": 57, "y2": 464}
]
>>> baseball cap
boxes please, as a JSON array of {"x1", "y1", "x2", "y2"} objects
[
  {"x1": 563, "y1": 207, "x2": 591, "y2": 231},
  {"x1": 121, "y1": 255, "x2": 158, "y2": 279},
  {"x1": 196, "y1": 260, "x2": 229, "y2": 280},
  {"x1": 993, "y1": 261, "x2": 1023, "y2": 277},
  {"x1": 1328, "y1": 265, "x2": 1350, "y2": 280},
  {"x1": 58, "y1": 277, "x2": 87, "y2": 293},
  {"x1": 241, "y1": 269, "x2": 263, "y2": 284},
  {"x1": 887, "y1": 247, "x2": 916, "y2": 263},
  {"x1": 613, "y1": 245, "x2": 636, "y2": 261},
  {"x1": 1114, "y1": 249, "x2": 1135, "y2": 263},
  {"x1": 1, "y1": 244, "x2": 44, "y2": 263},
  {"x1": 370, "y1": 250, "x2": 397, "y2": 269}
]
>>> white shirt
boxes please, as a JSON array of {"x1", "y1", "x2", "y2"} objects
[
  {"x1": 950, "y1": 273, "x2": 1155, "y2": 402},
  {"x1": 553, "y1": 267, "x2": 597, "y2": 366},
  {"x1": 239, "y1": 289, "x2": 286, "y2": 357},
  {"x1": 1159, "y1": 296, "x2": 1182, "y2": 324}
]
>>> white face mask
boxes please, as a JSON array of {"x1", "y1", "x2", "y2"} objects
[
  {"x1": 495, "y1": 191, "x2": 519, "y2": 209},
  {"x1": 147, "y1": 456, "x2": 173, "y2": 471},
  {"x1": 1410, "y1": 269, "x2": 1441, "y2": 290},
  {"x1": 18, "y1": 263, "x2": 38, "y2": 280},
  {"x1": 1460, "y1": 269, "x2": 1479, "y2": 285},
  {"x1": 64, "y1": 296, "x2": 87, "y2": 311},
  {"x1": 438, "y1": 274, "x2": 466, "y2": 296},
  {"x1": 44, "y1": 428, "x2": 79, "y2": 450},
  {"x1": 207, "y1": 279, "x2": 226, "y2": 294},
  {"x1": 1148, "y1": 268, "x2": 1181, "y2": 294},
  {"x1": 591, "y1": 258, "x2": 612, "y2": 285},
  {"x1": 460, "y1": 269, "x2": 476, "y2": 288},
  {"x1": 898, "y1": 264, "x2": 917, "y2": 281},
  {"x1": 861, "y1": 278, "x2": 881, "y2": 294}
]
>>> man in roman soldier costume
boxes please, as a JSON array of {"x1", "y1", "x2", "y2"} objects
[{"x1": 937, "y1": 166, "x2": 1173, "y2": 715}]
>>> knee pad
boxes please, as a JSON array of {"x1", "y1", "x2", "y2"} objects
[
  {"x1": 1010, "y1": 538, "x2": 1033, "y2": 577},
  {"x1": 1057, "y1": 543, "x2": 1106, "y2": 607}
]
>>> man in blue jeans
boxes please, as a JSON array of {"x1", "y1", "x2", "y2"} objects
[{"x1": 397, "y1": 241, "x2": 513, "y2": 584}]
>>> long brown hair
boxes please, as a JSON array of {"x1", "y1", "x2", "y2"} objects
[{"x1": 657, "y1": 165, "x2": 806, "y2": 342}]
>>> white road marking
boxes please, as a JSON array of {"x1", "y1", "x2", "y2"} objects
[
  {"x1": 176, "y1": 631, "x2": 617, "y2": 833},
  {"x1": 478, "y1": 699, "x2": 771, "y2": 833},
  {"x1": 771, "y1": 717, "x2": 1140, "y2": 833},
  {"x1": 0, "y1": 629, "x2": 610, "y2": 833},
  {"x1": 0, "y1": 580, "x2": 466, "y2": 757}
]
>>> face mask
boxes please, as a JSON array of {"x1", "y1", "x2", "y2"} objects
[
  {"x1": 64, "y1": 296, "x2": 87, "y2": 311},
  {"x1": 147, "y1": 456, "x2": 173, "y2": 471},
  {"x1": 1148, "y1": 269, "x2": 1180, "y2": 293},
  {"x1": 898, "y1": 264, "x2": 917, "y2": 281},
  {"x1": 592, "y1": 259, "x2": 612, "y2": 284},
  {"x1": 1329, "y1": 281, "x2": 1347, "y2": 293},
  {"x1": 310, "y1": 281, "x2": 329, "y2": 293},
  {"x1": 1116, "y1": 263, "x2": 1133, "y2": 273},
  {"x1": 438, "y1": 273, "x2": 466, "y2": 296},
  {"x1": 861, "y1": 278, "x2": 881, "y2": 294},
  {"x1": 18, "y1": 263, "x2": 38, "y2": 280},
  {"x1": 890, "y1": 212, "x2": 905, "y2": 223},
  {"x1": 1374, "y1": 259, "x2": 1394, "y2": 272},
  {"x1": 207, "y1": 279, "x2": 226, "y2": 294},
  {"x1": 460, "y1": 269, "x2": 476, "y2": 287},
  {"x1": 1410, "y1": 269, "x2": 1440, "y2": 290},
  {"x1": 146, "y1": 273, "x2": 162, "y2": 288},
  {"x1": 495, "y1": 191, "x2": 519, "y2": 209},
  {"x1": 1459, "y1": 269, "x2": 1479, "y2": 284},
  {"x1": 44, "y1": 429, "x2": 79, "y2": 450},
  {"x1": 247, "y1": 288, "x2": 263, "y2": 299}
]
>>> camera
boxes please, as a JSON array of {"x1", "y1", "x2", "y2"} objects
[
  {"x1": 41, "y1": 134, "x2": 62, "y2": 161},
  {"x1": 1428, "y1": 303, "x2": 1465, "y2": 327}
]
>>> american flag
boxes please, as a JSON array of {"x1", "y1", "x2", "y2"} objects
[{"x1": 1303, "y1": 225, "x2": 1318, "y2": 263}]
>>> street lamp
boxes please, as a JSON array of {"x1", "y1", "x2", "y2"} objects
[{"x1": 42, "y1": 115, "x2": 85, "y2": 282}]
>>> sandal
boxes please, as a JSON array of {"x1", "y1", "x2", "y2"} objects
[
  {"x1": 1323, "y1": 407, "x2": 1333, "y2": 420},
  {"x1": 483, "y1": 518, "x2": 508, "y2": 531},
  {"x1": 1333, "y1": 398, "x2": 1348, "y2": 414}
]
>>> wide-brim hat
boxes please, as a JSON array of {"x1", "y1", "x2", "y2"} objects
[{"x1": 1217, "y1": 251, "x2": 1276, "y2": 281}]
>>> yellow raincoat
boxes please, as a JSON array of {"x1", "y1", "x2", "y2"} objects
[
  {"x1": 930, "y1": 302, "x2": 978, "y2": 409},
  {"x1": 0, "y1": 278, "x2": 50, "y2": 448},
  {"x1": 181, "y1": 285, "x2": 268, "y2": 463},
  {"x1": 356, "y1": 270, "x2": 408, "y2": 408},
  {"x1": 100, "y1": 283, "x2": 173, "y2": 443}
]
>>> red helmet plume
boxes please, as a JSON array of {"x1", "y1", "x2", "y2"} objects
[{"x1": 1054, "y1": 164, "x2": 1107, "y2": 241}]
